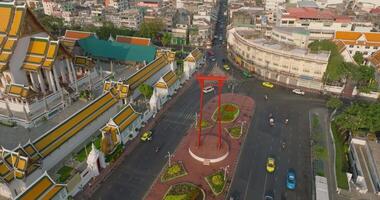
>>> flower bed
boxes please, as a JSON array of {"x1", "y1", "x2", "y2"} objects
[
  {"x1": 228, "y1": 126, "x2": 242, "y2": 139},
  {"x1": 205, "y1": 171, "x2": 226, "y2": 196},
  {"x1": 163, "y1": 183, "x2": 204, "y2": 200},
  {"x1": 161, "y1": 162, "x2": 188, "y2": 182},
  {"x1": 194, "y1": 119, "x2": 213, "y2": 129},
  {"x1": 212, "y1": 103, "x2": 240, "y2": 123}
]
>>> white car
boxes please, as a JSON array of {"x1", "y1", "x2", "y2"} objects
[
  {"x1": 203, "y1": 86, "x2": 215, "y2": 93},
  {"x1": 292, "y1": 89, "x2": 305, "y2": 95}
]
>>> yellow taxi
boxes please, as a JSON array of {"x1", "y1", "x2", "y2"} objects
[
  {"x1": 262, "y1": 82, "x2": 274, "y2": 88},
  {"x1": 140, "y1": 131, "x2": 152, "y2": 142},
  {"x1": 266, "y1": 157, "x2": 276, "y2": 173}
]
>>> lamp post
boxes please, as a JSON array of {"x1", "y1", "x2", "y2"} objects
[
  {"x1": 240, "y1": 121, "x2": 246, "y2": 135},
  {"x1": 165, "y1": 151, "x2": 175, "y2": 167},
  {"x1": 220, "y1": 165, "x2": 230, "y2": 180}
]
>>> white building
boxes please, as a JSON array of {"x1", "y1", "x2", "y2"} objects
[
  {"x1": 227, "y1": 27, "x2": 330, "y2": 90},
  {"x1": 0, "y1": 2, "x2": 81, "y2": 127},
  {"x1": 354, "y1": 0, "x2": 380, "y2": 12},
  {"x1": 334, "y1": 31, "x2": 380, "y2": 58},
  {"x1": 118, "y1": 8, "x2": 143, "y2": 30},
  {"x1": 150, "y1": 70, "x2": 180, "y2": 112},
  {"x1": 183, "y1": 49, "x2": 204, "y2": 81},
  {"x1": 270, "y1": 27, "x2": 310, "y2": 48},
  {"x1": 264, "y1": 0, "x2": 286, "y2": 11},
  {"x1": 277, "y1": 7, "x2": 352, "y2": 40}
]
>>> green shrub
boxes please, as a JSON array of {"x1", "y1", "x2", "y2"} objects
[
  {"x1": 168, "y1": 165, "x2": 181, "y2": 175},
  {"x1": 211, "y1": 175, "x2": 223, "y2": 185}
]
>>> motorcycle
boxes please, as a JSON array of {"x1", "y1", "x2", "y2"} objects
[
  {"x1": 155, "y1": 147, "x2": 160, "y2": 153},
  {"x1": 282, "y1": 142, "x2": 286, "y2": 150},
  {"x1": 285, "y1": 119, "x2": 289, "y2": 125},
  {"x1": 269, "y1": 118, "x2": 275, "y2": 126}
]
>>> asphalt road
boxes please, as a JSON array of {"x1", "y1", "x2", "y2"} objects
[{"x1": 91, "y1": 2, "x2": 327, "y2": 199}]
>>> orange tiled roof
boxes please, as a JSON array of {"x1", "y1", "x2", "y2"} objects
[
  {"x1": 64, "y1": 30, "x2": 94, "y2": 41},
  {"x1": 334, "y1": 31, "x2": 380, "y2": 47},
  {"x1": 369, "y1": 50, "x2": 380, "y2": 68},
  {"x1": 116, "y1": 35, "x2": 151, "y2": 46}
]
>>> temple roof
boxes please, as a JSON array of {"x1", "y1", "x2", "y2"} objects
[{"x1": 115, "y1": 35, "x2": 151, "y2": 46}]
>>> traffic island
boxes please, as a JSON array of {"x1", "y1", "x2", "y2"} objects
[
  {"x1": 227, "y1": 126, "x2": 243, "y2": 139},
  {"x1": 205, "y1": 171, "x2": 226, "y2": 196},
  {"x1": 145, "y1": 93, "x2": 255, "y2": 200},
  {"x1": 163, "y1": 183, "x2": 205, "y2": 200},
  {"x1": 161, "y1": 162, "x2": 188, "y2": 183}
]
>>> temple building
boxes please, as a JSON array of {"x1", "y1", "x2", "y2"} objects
[
  {"x1": 0, "y1": 1, "x2": 81, "y2": 127},
  {"x1": 183, "y1": 48, "x2": 204, "y2": 80}
]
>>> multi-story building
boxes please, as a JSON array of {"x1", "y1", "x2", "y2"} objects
[
  {"x1": 264, "y1": 0, "x2": 285, "y2": 11},
  {"x1": 227, "y1": 27, "x2": 330, "y2": 90},
  {"x1": 157, "y1": 6, "x2": 176, "y2": 31},
  {"x1": 230, "y1": 7, "x2": 265, "y2": 28},
  {"x1": 270, "y1": 26, "x2": 310, "y2": 48},
  {"x1": 277, "y1": 7, "x2": 352, "y2": 40},
  {"x1": 171, "y1": 9, "x2": 191, "y2": 45},
  {"x1": 105, "y1": 0, "x2": 129, "y2": 10},
  {"x1": 334, "y1": 31, "x2": 380, "y2": 58},
  {"x1": 354, "y1": 0, "x2": 380, "y2": 12},
  {"x1": 118, "y1": 8, "x2": 143, "y2": 30}
]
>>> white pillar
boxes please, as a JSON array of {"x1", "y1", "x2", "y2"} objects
[
  {"x1": 49, "y1": 70, "x2": 57, "y2": 92},
  {"x1": 66, "y1": 59, "x2": 74, "y2": 84},
  {"x1": 44, "y1": 69, "x2": 53, "y2": 92},
  {"x1": 37, "y1": 70, "x2": 46, "y2": 94},
  {"x1": 70, "y1": 60, "x2": 79, "y2": 92},
  {"x1": 60, "y1": 64, "x2": 67, "y2": 83},
  {"x1": 53, "y1": 66, "x2": 61, "y2": 91},
  {"x1": 0, "y1": 75, "x2": 6, "y2": 88},
  {"x1": 29, "y1": 72, "x2": 37, "y2": 90}
]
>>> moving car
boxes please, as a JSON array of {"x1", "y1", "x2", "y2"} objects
[
  {"x1": 140, "y1": 131, "x2": 152, "y2": 142},
  {"x1": 292, "y1": 88, "x2": 305, "y2": 95},
  {"x1": 203, "y1": 86, "x2": 215, "y2": 93},
  {"x1": 243, "y1": 70, "x2": 253, "y2": 78},
  {"x1": 266, "y1": 157, "x2": 276, "y2": 173},
  {"x1": 264, "y1": 190, "x2": 274, "y2": 200},
  {"x1": 286, "y1": 169, "x2": 296, "y2": 190},
  {"x1": 262, "y1": 82, "x2": 274, "y2": 88},
  {"x1": 223, "y1": 64, "x2": 230, "y2": 71}
]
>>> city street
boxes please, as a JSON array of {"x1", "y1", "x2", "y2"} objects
[{"x1": 90, "y1": 1, "x2": 327, "y2": 199}]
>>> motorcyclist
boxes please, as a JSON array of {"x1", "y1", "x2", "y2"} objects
[
  {"x1": 282, "y1": 142, "x2": 286, "y2": 149},
  {"x1": 285, "y1": 118, "x2": 289, "y2": 125},
  {"x1": 155, "y1": 147, "x2": 160, "y2": 153},
  {"x1": 264, "y1": 95, "x2": 268, "y2": 100}
]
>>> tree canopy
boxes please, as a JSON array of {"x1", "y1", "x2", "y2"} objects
[
  {"x1": 326, "y1": 97, "x2": 343, "y2": 110},
  {"x1": 161, "y1": 32, "x2": 172, "y2": 47},
  {"x1": 138, "y1": 19, "x2": 164, "y2": 39},
  {"x1": 138, "y1": 84, "x2": 153, "y2": 99},
  {"x1": 353, "y1": 52, "x2": 364, "y2": 65},
  {"x1": 334, "y1": 102, "x2": 380, "y2": 136}
]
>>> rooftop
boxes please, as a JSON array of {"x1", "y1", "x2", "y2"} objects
[
  {"x1": 233, "y1": 27, "x2": 330, "y2": 61},
  {"x1": 77, "y1": 35, "x2": 156, "y2": 63},
  {"x1": 272, "y1": 26, "x2": 310, "y2": 36},
  {"x1": 282, "y1": 7, "x2": 351, "y2": 22}
]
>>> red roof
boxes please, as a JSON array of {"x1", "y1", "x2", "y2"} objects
[
  {"x1": 64, "y1": 30, "x2": 95, "y2": 41},
  {"x1": 283, "y1": 8, "x2": 351, "y2": 22},
  {"x1": 370, "y1": 7, "x2": 380, "y2": 14},
  {"x1": 115, "y1": 36, "x2": 151, "y2": 46}
]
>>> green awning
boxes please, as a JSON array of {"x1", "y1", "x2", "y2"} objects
[{"x1": 77, "y1": 36, "x2": 156, "y2": 63}]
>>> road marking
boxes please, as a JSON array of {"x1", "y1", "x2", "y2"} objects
[
  {"x1": 243, "y1": 168, "x2": 253, "y2": 199},
  {"x1": 262, "y1": 172, "x2": 268, "y2": 198},
  {"x1": 270, "y1": 145, "x2": 273, "y2": 151}
]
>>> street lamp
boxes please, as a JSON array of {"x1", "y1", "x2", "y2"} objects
[
  {"x1": 240, "y1": 121, "x2": 246, "y2": 135},
  {"x1": 165, "y1": 151, "x2": 175, "y2": 167},
  {"x1": 220, "y1": 165, "x2": 230, "y2": 180}
]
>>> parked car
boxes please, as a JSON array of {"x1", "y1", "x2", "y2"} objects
[
  {"x1": 262, "y1": 82, "x2": 274, "y2": 88},
  {"x1": 203, "y1": 86, "x2": 215, "y2": 93},
  {"x1": 266, "y1": 157, "x2": 276, "y2": 173},
  {"x1": 210, "y1": 57, "x2": 216, "y2": 62},
  {"x1": 292, "y1": 88, "x2": 305, "y2": 95},
  {"x1": 286, "y1": 169, "x2": 296, "y2": 190},
  {"x1": 243, "y1": 71, "x2": 253, "y2": 78},
  {"x1": 223, "y1": 64, "x2": 230, "y2": 71},
  {"x1": 140, "y1": 131, "x2": 152, "y2": 142}
]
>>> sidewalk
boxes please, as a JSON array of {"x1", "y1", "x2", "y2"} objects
[{"x1": 145, "y1": 94, "x2": 255, "y2": 200}]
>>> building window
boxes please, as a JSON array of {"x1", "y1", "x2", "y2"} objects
[
  {"x1": 341, "y1": 24, "x2": 348, "y2": 27},
  {"x1": 289, "y1": 21, "x2": 294, "y2": 24},
  {"x1": 364, "y1": 51, "x2": 368, "y2": 55},
  {"x1": 349, "y1": 45, "x2": 354, "y2": 48},
  {"x1": 374, "y1": 46, "x2": 379, "y2": 50},
  {"x1": 303, "y1": 69, "x2": 310, "y2": 73},
  {"x1": 314, "y1": 71, "x2": 321, "y2": 74},
  {"x1": 349, "y1": 50, "x2": 352, "y2": 54},
  {"x1": 292, "y1": 67, "x2": 298, "y2": 71},
  {"x1": 273, "y1": 63, "x2": 279, "y2": 66},
  {"x1": 365, "y1": 46, "x2": 370, "y2": 49},
  {"x1": 282, "y1": 65, "x2": 288, "y2": 68}
]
